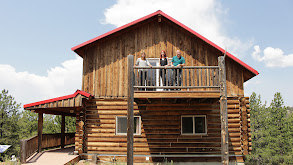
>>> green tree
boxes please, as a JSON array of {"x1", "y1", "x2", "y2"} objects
[
  {"x1": 283, "y1": 112, "x2": 293, "y2": 164},
  {"x1": 246, "y1": 92, "x2": 292, "y2": 165},
  {"x1": 43, "y1": 115, "x2": 76, "y2": 134},
  {"x1": 0, "y1": 89, "x2": 21, "y2": 160},
  {"x1": 43, "y1": 114, "x2": 59, "y2": 134},
  {"x1": 18, "y1": 110, "x2": 38, "y2": 139},
  {"x1": 246, "y1": 92, "x2": 266, "y2": 164},
  {"x1": 55, "y1": 116, "x2": 76, "y2": 133}
]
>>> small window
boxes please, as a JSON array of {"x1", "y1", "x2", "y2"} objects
[
  {"x1": 116, "y1": 116, "x2": 141, "y2": 135},
  {"x1": 181, "y1": 115, "x2": 207, "y2": 135}
]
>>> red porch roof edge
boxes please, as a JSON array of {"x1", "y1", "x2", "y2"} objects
[
  {"x1": 23, "y1": 90, "x2": 92, "y2": 109},
  {"x1": 71, "y1": 10, "x2": 259, "y2": 76}
]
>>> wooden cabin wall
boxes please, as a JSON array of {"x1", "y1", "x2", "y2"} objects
[
  {"x1": 82, "y1": 18, "x2": 246, "y2": 98},
  {"x1": 78, "y1": 97, "x2": 251, "y2": 163},
  {"x1": 75, "y1": 110, "x2": 82, "y2": 153}
]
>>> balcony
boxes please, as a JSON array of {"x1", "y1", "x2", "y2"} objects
[{"x1": 133, "y1": 66, "x2": 221, "y2": 99}]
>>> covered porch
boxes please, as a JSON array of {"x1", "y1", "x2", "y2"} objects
[{"x1": 21, "y1": 90, "x2": 92, "y2": 164}]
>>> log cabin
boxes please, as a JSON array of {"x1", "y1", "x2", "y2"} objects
[{"x1": 23, "y1": 10, "x2": 258, "y2": 164}]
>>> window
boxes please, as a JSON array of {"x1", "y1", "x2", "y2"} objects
[
  {"x1": 116, "y1": 116, "x2": 141, "y2": 135},
  {"x1": 181, "y1": 115, "x2": 207, "y2": 135}
]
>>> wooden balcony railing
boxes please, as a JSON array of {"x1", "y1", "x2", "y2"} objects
[
  {"x1": 20, "y1": 133, "x2": 75, "y2": 163},
  {"x1": 133, "y1": 66, "x2": 220, "y2": 91}
]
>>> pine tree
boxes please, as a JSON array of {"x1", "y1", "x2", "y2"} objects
[
  {"x1": 54, "y1": 115, "x2": 76, "y2": 133},
  {"x1": 0, "y1": 89, "x2": 21, "y2": 160},
  {"x1": 246, "y1": 92, "x2": 266, "y2": 164},
  {"x1": 283, "y1": 109, "x2": 293, "y2": 164},
  {"x1": 18, "y1": 110, "x2": 38, "y2": 139},
  {"x1": 246, "y1": 92, "x2": 293, "y2": 165},
  {"x1": 257, "y1": 92, "x2": 287, "y2": 164},
  {"x1": 43, "y1": 115, "x2": 76, "y2": 134}
]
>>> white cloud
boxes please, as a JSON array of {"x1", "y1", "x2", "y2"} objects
[
  {"x1": 252, "y1": 45, "x2": 293, "y2": 67},
  {"x1": 102, "y1": 0, "x2": 253, "y2": 57},
  {"x1": 0, "y1": 56, "x2": 83, "y2": 106}
]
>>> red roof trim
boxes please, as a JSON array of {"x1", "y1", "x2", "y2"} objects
[
  {"x1": 71, "y1": 10, "x2": 162, "y2": 52},
  {"x1": 159, "y1": 11, "x2": 259, "y2": 76},
  {"x1": 23, "y1": 90, "x2": 92, "y2": 109},
  {"x1": 71, "y1": 10, "x2": 259, "y2": 76}
]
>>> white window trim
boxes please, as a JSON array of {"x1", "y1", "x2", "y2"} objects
[
  {"x1": 115, "y1": 116, "x2": 141, "y2": 135},
  {"x1": 181, "y1": 115, "x2": 207, "y2": 135}
]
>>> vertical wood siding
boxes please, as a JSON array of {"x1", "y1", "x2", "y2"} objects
[{"x1": 82, "y1": 18, "x2": 246, "y2": 98}]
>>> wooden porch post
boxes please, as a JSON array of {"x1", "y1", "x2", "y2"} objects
[
  {"x1": 127, "y1": 55, "x2": 134, "y2": 165},
  {"x1": 38, "y1": 112, "x2": 43, "y2": 153},
  {"x1": 218, "y1": 56, "x2": 229, "y2": 165},
  {"x1": 61, "y1": 115, "x2": 65, "y2": 148}
]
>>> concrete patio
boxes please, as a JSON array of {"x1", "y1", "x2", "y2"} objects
[{"x1": 23, "y1": 146, "x2": 79, "y2": 165}]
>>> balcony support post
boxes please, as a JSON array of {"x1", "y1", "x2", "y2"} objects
[
  {"x1": 127, "y1": 55, "x2": 134, "y2": 165},
  {"x1": 218, "y1": 56, "x2": 229, "y2": 165}
]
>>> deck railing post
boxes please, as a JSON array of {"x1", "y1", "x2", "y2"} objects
[
  {"x1": 127, "y1": 55, "x2": 134, "y2": 165},
  {"x1": 20, "y1": 140, "x2": 27, "y2": 163},
  {"x1": 218, "y1": 56, "x2": 229, "y2": 165}
]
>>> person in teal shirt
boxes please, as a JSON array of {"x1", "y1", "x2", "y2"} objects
[{"x1": 171, "y1": 50, "x2": 185, "y2": 88}]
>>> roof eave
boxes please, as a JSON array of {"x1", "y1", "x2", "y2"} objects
[{"x1": 71, "y1": 10, "x2": 259, "y2": 77}]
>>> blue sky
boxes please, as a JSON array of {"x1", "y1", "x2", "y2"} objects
[{"x1": 0, "y1": 0, "x2": 292, "y2": 107}]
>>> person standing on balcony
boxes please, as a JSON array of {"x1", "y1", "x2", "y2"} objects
[
  {"x1": 135, "y1": 52, "x2": 152, "y2": 90},
  {"x1": 159, "y1": 50, "x2": 169, "y2": 87},
  {"x1": 171, "y1": 50, "x2": 185, "y2": 88}
]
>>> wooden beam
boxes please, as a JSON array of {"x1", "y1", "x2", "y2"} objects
[
  {"x1": 38, "y1": 113, "x2": 43, "y2": 153},
  {"x1": 127, "y1": 55, "x2": 134, "y2": 165},
  {"x1": 218, "y1": 56, "x2": 229, "y2": 165},
  {"x1": 61, "y1": 115, "x2": 65, "y2": 148},
  {"x1": 34, "y1": 109, "x2": 76, "y2": 117}
]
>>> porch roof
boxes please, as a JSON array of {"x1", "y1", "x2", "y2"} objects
[{"x1": 23, "y1": 90, "x2": 92, "y2": 116}]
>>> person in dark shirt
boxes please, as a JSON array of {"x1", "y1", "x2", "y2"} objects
[
  {"x1": 171, "y1": 50, "x2": 185, "y2": 87},
  {"x1": 159, "y1": 50, "x2": 169, "y2": 87}
]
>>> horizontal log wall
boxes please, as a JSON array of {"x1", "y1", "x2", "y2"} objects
[
  {"x1": 75, "y1": 105, "x2": 86, "y2": 154},
  {"x1": 82, "y1": 17, "x2": 247, "y2": 98},
  {"x1": 77, "y1": 98, "x2": 250, "y2": 163}
]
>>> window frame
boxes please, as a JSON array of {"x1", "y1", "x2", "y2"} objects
[
  {"x1": 181, "y1": 115, "x2": 207, "y2": 135},
  {"x1": 115, "y1": 116, "x2": 141, "y2": 135}
]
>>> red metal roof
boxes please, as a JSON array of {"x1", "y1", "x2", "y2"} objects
[
  {"x1": 71, "y1": 10, "x2": 259, "y2": 76},
  {"x1": 23, "y1": 90, "x2": 92, "y2": 109}
]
